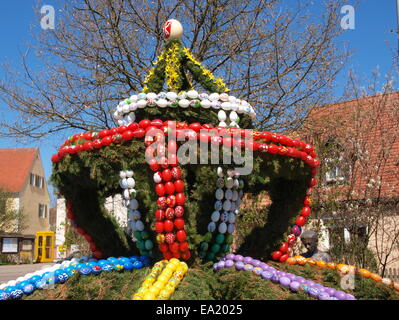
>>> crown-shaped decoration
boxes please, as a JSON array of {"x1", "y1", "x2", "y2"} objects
[{"x1": 112, "y1": 19, "x2": 256, "y2": 128}]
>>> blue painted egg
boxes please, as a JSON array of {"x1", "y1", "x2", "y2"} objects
[
  {"x1": 17, "y1": 280, "x2": 30, "y2": 289},
  {"x1": 129, "y1": 256, "x2": 140, "y2": 262},
  {"x1": 35, "y1": 279, "x2": 47, "y2": 289},
  {"x1": 132, "y1": 261, "x2": 144, "y2": 269},
  {"x1": 79, "y1": 267, "x2": 91, "y2": 275},
  {"x1": 64, "y1": 266, "x2": 76, "y2": 276},
  {"x1": 0, "y1": 290, "x2": 8, "y2": 300},
  {"x1": 76, "y1": 263, "x2": 87, "y2": 270},
  {"x1": 118, "y1": 257, "x2": 130, "y2": 264},
  {"x1": 9, "y1": 287, "x2": 23, "y2": 300},
  {"x1": 91, "y1": 266, "x2": 102, "y2": 275},
  {"x1": 123, "y1": 262, "x2": 134, "y2": 271},
  {"x1": 22, "y1": 283, "x2": 35, "y2": 295},
  {"x1": 29, "y1": 275, "x2": 42, "y2": 284},
  {"x1": 88, "y1": 262, "x2": 99, "y2": 268},
  {"x1": 57, "y1": 272, "x2": 69, "y2": 283},
  {"x1": 98, "y1": 259, "x2": 109, "y2": 267},
  {"x1": 102, "y1": 264, "x2": 114, "y2": 272}
]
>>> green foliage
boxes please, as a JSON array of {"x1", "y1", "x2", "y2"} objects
[{"x1": 24, "y1": 263, "x2": 399, "y2": 300}]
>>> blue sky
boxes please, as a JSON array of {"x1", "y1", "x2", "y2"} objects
[{"x1": 0, "y1": 1, "x2": 398, "y2": 205}]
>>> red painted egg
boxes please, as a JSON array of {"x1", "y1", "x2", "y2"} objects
[
  {"x1": 174, "y1": 180, "x2": 184, "y2": 193},
  {"x1": 174, "y1": 206, "x2": 184, "y2": 217},
  {"x1": 155, "y1": 209, "x2": 165, "y2": 221},
  {"x1": 155, "y1": 183, "x2": 166, "y2": 196},
  {"x1": 174, "y1": 218, "x2": 185, "y2": 230},
  {"x1": 164, "y1": 181, "x2": 175, "y2": 195},
  {"x1": 165, "y1": 208, "x2": 175, "y2": 220},
  {"x1": 176, "y1": 230, "x2": 186, "y2": 242},
  {"x1": 155, "y1": 221, "x2": 164, "y2": 233},
  {"x1": 164, "y1": 219, "x2": 174, "y2": 233},
  {"x1": 175, "y1": 193, "x2": 185, "y2": 205},
  {"x1": 171, "y1": 167, "x2": 182, "y2": 179},
  {"x1": 162, "y1": 169, "x2": 172, "y2": 182}
]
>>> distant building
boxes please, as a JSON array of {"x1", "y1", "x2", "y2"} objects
[{"x1": 0, "y1": 148, "x2": 51, "y2": 263}]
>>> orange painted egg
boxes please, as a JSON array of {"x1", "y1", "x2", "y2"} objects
[{"x1": 286, "y1": 257, "x2": 297, "y2": 265}]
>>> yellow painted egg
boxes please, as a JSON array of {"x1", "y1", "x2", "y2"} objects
[
  {"x1": 143, "y1": 292, "x2": 157, "y2": 300},
  {"x1": 132, "y1": 294, "x2": 143, "y2": 300},
  {"x1": 148, "y1": 286, "x2": 161, "y2": 296}
]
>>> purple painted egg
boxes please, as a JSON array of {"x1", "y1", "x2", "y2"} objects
[
  {"x1": 212, "y1": 263, "x2": 219, "y2": 271},
  {"x1": 318, "y1": 292, "x2": 331, "y2": 300},
  {"x1": 226, "y1": 254, "x2": 235, "y2": 260},
  {"x1": 271, "y1": 274, "x2": 280, "y2": 283},
  {"x1": 308, "y1": 288, "x2": 319, "y2": 298},
  {"x1": 335, "y1": 291, "x2": 347, "y2": 300},
  {"x1": 217, "y1": 261, "x2": 226, "y2": 269},
  {"x1": 244, "y1": 264, "x2": 254, "y2": 272},
  {"x1": 279, "y1": 276, "x2": 291, "y2": 287},
  {"x1": 289, "y1": 281, "x2": 300, "y2": 292},
  {"x1": 243, "y1": 256, "x2": 253, "y2": 264},
  {"x1": 345, "y1": 294, "x2": 356, "y2": 300},
  {"x1": 259, "y1": 263, "x2": 268, "y2": 269},
  {"x1": 235, "y1": 261, "x2": 245, "y2": 270},
  {"x1": 261, "y1": 271, "x2": 273, "y2": 280},
  {"x1": 252, "y1": 260, "x2": 261, "y2": 268},
  {"x1": 234, "y1": 255, "x2": 244, "y2": 262},
  {"x1": 287, "y1": 274, "x2": 297, "y2": 281},
  {"x1": 225, "y1": 260, "x2": 234, "y2": 268},
  {"x1": 325, "y1": 288, "x2": 337, "y2": 297}
]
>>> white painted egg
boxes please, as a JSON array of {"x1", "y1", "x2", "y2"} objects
[
  {"x1": 209, "y1": 93, "x2": 220, "y2": 101},
  {"x1": 157, "y1": 98, "x2": 168, "y2": 108},
  {"x1": 187, "y1": 90, "x2": 198, "y2": 99},
  {"x1": 129, "y1": 103, "x2": 137, "y2": 111},
  {"x1": 137, "y1": 99, "x2": 147, "y2": 108},
  {"x1": 219, "y1": 93, "x2": 229, "y2": 102},
  {"x1": 166, "y1": 91, "x2": 178, "y2": 101},
  {"x1": 218, "y1": 222, "x2": 227, "y2": 234},
  {"x1": 163, "y1": 19, "x2": 184, "y2": 40},
  {"x1": 229, "y1": 111, "x2": 239, "y2": 122},
  {"x1": 200, "y1": 99, "x2": 211, "y2": 108},
  {"x1": 227, "y1": 223, "x2": 235, "y2": 234},
  {"x1": 226, "y1": 177, "x2": 234, "y2": 189},
  {"x1": 232, "y1": 190, "x2": 239, "y2": 201},
  {"x1": 129, "y1": 199, "x2": 139, "y2": 210},
  {"x1": 218, "y1": 121, "x2": 227, "y2": 127},
  {"x1": 214, "y1": 200, "x2": 223, "y2": 211},
  {"x1": 208, "y1": 222, "x2": 216, "y2": 232},
  {"x1": 129, "y1": 95, "x2": 138, "y2": 102},
  {"x1": 126, "y1": 170, "x2": 134, "y2": 178},
  {"x1": 122, "y1": 104, "x2": 130, "y2": 113},
  {"x1": 230, "y1": 202, "x2": 236, "y2": 212},
  {"x1": 220, "y1": 212, "x2": 228, "y2": 222},
  {"x1": 228, "y1": 213, "x2": 236, "y2": 224},
  {"x1": 135, "y1": 220, "x2": 144, "y2": 231},
  {"x1": 223, "y1": 200, "x2": 231, "y2": 211},
  {"x1": 179, "y1": 99, "x2": 190, "y2": 108},
  {"x1": 119, "y1": 171, "x2": 127, "y2": 179},
  {"x1": 221, "y1": 102, "x2": 231, "y2": 111},
  {"x1": 211, "y1": 211, "x2": 220, "y2": 222},
  {"x1": 225, "y1": 189, "x2": 233, "y2": 200},
  {"x1": 217, "y1": 167, "x2": 224, "y2": 177},
  {"x1": 123, "y1": 189, "x2": 131, "y2": 199},
  {"x1": 127, "y1": 177, "x2": 135, "y2": 188},
  {"x1": 215, "y1": 188, "x2": 224, "y2": 200},
  {"x1": 147, "y1": 92, "x2": 157, "y2": 100},
  {"x1": 218, "y1": 110, "x2": 227, "y2": 122},
  {"x1": 120, "y1": 178, "x2": 128, "y2": 189},
  {"x1": 153, "y1": 172, "x2": 162, "y2": 183}
]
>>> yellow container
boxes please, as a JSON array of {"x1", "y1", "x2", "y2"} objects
[{"x1": 34, "y1": 231, "x2": 55, "y2": 263}]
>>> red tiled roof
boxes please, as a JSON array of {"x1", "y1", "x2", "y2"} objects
[
  {"x1": 0, "y1": 148, "x2": 38, "y2": 193},
  {"x1": 297, "y1": 92, "x2": 399, "y2": 199}
]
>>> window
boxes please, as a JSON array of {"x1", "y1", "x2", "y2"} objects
[
  {"x1": 30, "y1": 173, "x2": 35, "y2": 186},
  {"x1": 325, "y1": 160, "x2": 347, "y2": 184},
  {"x1": 21, "y1": 240, "x2": 33, "y2": 251},
  {"x1": 30, "y1": 174, "x2": 44, "y2": 189},
  {"x1": 2, "y1": 238, "x2": 18, "y2": 253},
  {"x1": 39, "y1": 204, "x2": 48, "y2": 219}
]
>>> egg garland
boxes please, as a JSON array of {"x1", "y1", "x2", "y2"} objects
[
  {"x1": 132, "y1": 258, "x2": 188, "y2": 300},
  {"x1": 52, "y1": 120, "x2": 321, "y2": 261},
  {"x1": 199, "y1": 167, "x2": 244, "y2": 261},
  {"x1": 213, "y1": 254, "x2": 356, "y2": 300},
  {"x1": 0, "y1": 255, "x2": 149, "y2": 300},
  {"x1": 150, "y1": 160, "x2": 191, "y2": 261},
  {"x1": 285, "y1": 255, "x2": 399, "y2": 293},
  {"x1": 112, "y1": 91, "x2": 256, "y2": 128},
  {"x1": 120, "y1": 170, "x2": 154, "y2": 257},
  {"x1": 65, "y1": 202, "x2": 104, "y2": 259}
]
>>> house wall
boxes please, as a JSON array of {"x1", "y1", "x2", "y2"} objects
[{"x1": 19, "y1": 152, "x2": 50, "y2": 235}]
